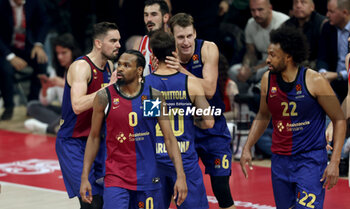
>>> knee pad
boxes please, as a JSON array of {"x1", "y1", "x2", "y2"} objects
[
  {"x1": 79, "y1": 194, "x2": 103, "y2": 209},
  {"x1": 210, "y1": 175, "x2": 234, "y2": 208}
]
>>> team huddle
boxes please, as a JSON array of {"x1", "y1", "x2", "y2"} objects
[{"x1": 55, "y1": 1, "x2": 346, "y2": 209}]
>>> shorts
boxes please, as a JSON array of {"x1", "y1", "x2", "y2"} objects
[
  {"x1": 103, "y1": 186, "x2": 162, "y2": 209},
  {"x1": 158, "y1": 163, "x2": 208, "y2": 209},
  {"x1": 56, "y1": 136, "x2": 106, "y2": 198},
  {"x1": 271, "y1": 149, "x2": 327, "y2": 209},
  {"x1": 195, "y1": 127, "x2": 232, "y2": 176}
]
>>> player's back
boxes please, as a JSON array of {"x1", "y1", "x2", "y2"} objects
[
  {"x1": 145, "y1": 72, "x2": 199, "y2": 172},
  {"x1": 267, "y1": 66, "x2": 326, "y2": 155},
  {"x1": 104, "y1": 82, "x2": 160, "y2": 191},
  {"x1": 57, "y1": 56, "x2": 111, "y2": 138}
]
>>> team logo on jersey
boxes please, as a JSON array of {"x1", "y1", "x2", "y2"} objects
[
  {"x1": 214, "y1": 158, "x2": 221, "y2": 168},
  {"x1": 116, "y1": 133, "x2": 127, "y2": 143},
  {"x1": 141, "y1": 95, "x2": 147, "y2": 102},
  {"x1": 277, "y1": 121, "x2": 284, "y2": 132},
  {"x1": 138, "y1": 201, "x2": 145, "y2": 209},
  {"x1": 113, "y1": 98, "x2": 119, "y2": 105},
  {"x1": 143, "y1": 98, "x2": 161, "y2": 117},
  {"x1": 93, "y1": 69, "x2": 98, "y2": 79},
  {"x1": 296, "y1": 84, "x2": 302, "y2": 95},
  {"x1": 271, "y1": 87, "x2": 277, "y2": 93}
]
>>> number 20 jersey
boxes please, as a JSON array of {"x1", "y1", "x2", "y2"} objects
[
  {"x1": 267, "y1": 67, "x2": 326, "y2": 155},
  {"x1": 104, "y1": 82, "x2": 160, "y2": 191}
]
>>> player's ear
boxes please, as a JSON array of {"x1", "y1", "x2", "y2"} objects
[
  {"x1": 94, "y1": 38, "x2": 102, "y2": 49},
  {"x1": 163, "y1": 13, "x2": 170, "y2": 24},
  {"x1": 137, "y1": 66, "x2": 144, "y2": 77},
  {"x1": 193, "y1": 27, "x2": 197, "y2": 39}
]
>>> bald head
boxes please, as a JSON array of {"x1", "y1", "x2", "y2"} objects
[
  {"x1": 249, "y1": 0, "x2": 273, "y2": 28},
  {"x1": 292, "y1": 0, "x2": 315, "y2": 20}
]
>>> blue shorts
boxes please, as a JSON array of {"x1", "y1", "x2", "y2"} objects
[
  {"x1": 195, "y1": 127, "x2": 232, "y2": 176},
  {"x1": 103, "y1": 186, "x2": 162, "y2": 209},
  {"x1": 271, "y1": 149, "x2": 327, "y2": 209},
  {"x1": 158, "y1": 164, "x2": 208, "y2": 209},
  {"x1": 56, "y1": 136, "x2": 106, "y2": 198}
]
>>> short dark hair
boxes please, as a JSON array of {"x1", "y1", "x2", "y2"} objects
[
  {"x1": 149, "y1": 30, "x2": 175, "y2": 62},
  {"x1": 92, "y1": 22, "x2": 119, "y2": 40},
  {"x1": 145, "y1": 0, "x2": 169, "y2": 15},
  {"x1": 168, "y1": 13, "x2": 194, "y2": 33},
  {"x1": 270, "y1": 26, "x2": 309, "y2": 64},
  {"x1": 124, "y1": 49, "x2": 146, "y2": 69},
  {"x1": 52, "y1": 33, "x2": 82, "y2": 77}
]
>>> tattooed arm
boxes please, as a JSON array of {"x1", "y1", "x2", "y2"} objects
[{"x1": 80, "y1": 89, "x2": 108, "y2": 203}]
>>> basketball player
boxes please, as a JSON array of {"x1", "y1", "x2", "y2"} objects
[
  {"x1": 240, "y1": 26, "x2": 345, "y2": 208},
  {"x1": 133, "y1": 0, "x2": 170, "y2": 75},
  {"x1": 147, "y1": 30, "x2": 214, "y2": 208},
  {"x1": 167, "y1": 13, "x2": 236, "y2": 209},
  {"x1": 56, "y1": 22, "x2": 120, "y2": 209},
  {"x1": 80, "y1": 50, "x2": 187, "y2": 209}
]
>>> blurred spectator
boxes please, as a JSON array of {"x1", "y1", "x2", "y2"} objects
[
  {"x1": 169, "y1": 0, "x2": 225, "y2": 43},
  {"x1": 24, "y1": 34, "x2": 81, "y2": 134},
  {"x1": 222, "y1": 0, "x2": 252, "y2": 30},
  {"x1": 228, "y1": 0, "x2": 289, "y2": 93},
  {"x1": 317, "y1": 0, "x2": 350, "y2": 102},
  {"x1": 218, "y1": 53, "x2": 239, "y2": 121},
  {"x1": 284, "y1": 0, "x2": 326, "y2": 69},
  {"x1": 0, "y1": 0, "x2": 50, "y2": 120}
]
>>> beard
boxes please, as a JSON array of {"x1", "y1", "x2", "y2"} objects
[{"x1": 102, "y1": 50, "x2": 118, "y2": 61}]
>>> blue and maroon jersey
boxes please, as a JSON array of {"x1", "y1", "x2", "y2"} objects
[
  {"x1": 104, "y1": 82, "x2": 160, "y2": 191},
  {"x1": 181, "y1": 39, "x2": 228, "y2": 138},
  {"x1": 57, "y1": 56, "x2": 111, "y2": 138},
  {"x1": 145, "y1": 72, "x2": 198, "y2": 172},
  {"x1": 267, "y1": 67, "x2": 326, "y2": 155}
]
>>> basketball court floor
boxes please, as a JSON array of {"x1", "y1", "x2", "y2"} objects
[{"x1": 0, "y1": 129, "x2": 349, "y2": 209}]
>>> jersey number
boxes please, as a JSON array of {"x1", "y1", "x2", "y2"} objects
[
  {"x1": 298, "y1": 191, "x2": 316, "y2": 208},
  {"x1": 129, "y1": 112, "x2": 138, "y2": 127},
  {"x1": 222, "y1": 155, "x2": 230, "y2": 169},
  {"x1": 155, "y1": 108, "x2": 184, "y2": 137},
  {"x1": 146, "y1": 197, "x2": 153, "y2": 209},
  {"x1": 281, "y1": 101, "x2": 298, "y2": 117}
]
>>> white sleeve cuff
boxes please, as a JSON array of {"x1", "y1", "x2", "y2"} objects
[
  {"x1": 318, "y1": 69, "x2": 327, "y2": 73},
  {"x1": 6, "y1": 53, "x2": 15, "y2": 61}
]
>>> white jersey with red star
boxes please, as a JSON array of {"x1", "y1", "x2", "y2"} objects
[{"x1": 138, "y1": 35, "x2": 154, "y2": 76}]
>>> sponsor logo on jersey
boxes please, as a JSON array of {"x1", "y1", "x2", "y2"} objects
[
  {"x1": 277, "y1": 121, "x2": 284, "y2": 132},
  {"x1": 116, "y1": 132, "x2": 127, "y2": 143}
]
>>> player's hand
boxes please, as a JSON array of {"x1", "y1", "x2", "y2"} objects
[
  {"x1": 31, "y1": 45, "x2": 48, "y2": 64},
  {"x1": 325, "y1": 122, "x2": 333, "y2": 151},
  {"x1": 237, "y1": 65, "x2": 252, "y2": 82},
  {"x1": 151, "y1": 54, "x2": 159, "y2": 71},
  {"x1": 320, "y1": 161, "x2": 339, "y2": 190},
  {"x1": 240, "y1": 147, "x2": 253, "y2": 178},
  {"x1": 10, "y1": 56, "x2": 28, "y2": 71},
  {"x1": 80, "y1": 178, "x2": 93, "y2": 204},
  {"x1": 166, "y1": 52, "x2": 183, "y2": 72},
  {"x1": 109, "y1": 70, "x2": 118, "y2": 85},
  {"x1": 173, "y1": 174, "x2": 187, "y2": 206}
]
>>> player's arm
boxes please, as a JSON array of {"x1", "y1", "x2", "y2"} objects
[
  {"x1": 152, "y1": 88, "x2": 187, "y2": 206},
  {"x1": 132, "y1": 36, "x2": 143, "y2": 50},
  {"x1": 240, "y1": 71, "x2": 271, "y2": 178},
  {"x1": 68, "y1": 60, "x2": 99, "y2": 114},
  {"x1": 80, "y1": 89, "x2": 108, "y2": 203},
  {"x1": 187, "y1": 76, "x2": 214, "y2": 129},
  {"x1": 307, "y1": 70, "x2": 346, "y2": 190}
]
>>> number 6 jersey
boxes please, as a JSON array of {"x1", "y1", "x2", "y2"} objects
[{"x1": 267, "y1": 66, "x2": 326, "y2": 155}]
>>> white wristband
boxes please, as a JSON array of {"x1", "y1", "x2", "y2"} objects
[{"x1": 6, "y1": 53, "x2": 15, "y2": 61}]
